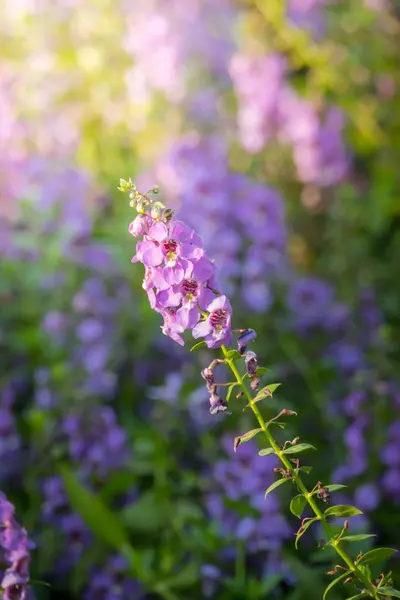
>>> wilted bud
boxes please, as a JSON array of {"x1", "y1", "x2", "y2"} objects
[
  {"x1": 201, "y1": 367, "x2": 214, "y2": 388},
  {"x1": 250, "y1": 376, "x2": 260, "y2": 391},
  {"x1": 209, "y1": 390, "x2": 228, "y2": 415},
  {"x1": 237, "y1": 329, "x2": 257, "y2": 355},
  {"x1": 317, "y1": 484, "x2": 331, "y2": 503},
  {"x1": 163, "y1": 208, "x2": 174, "y2": 223},
  {"x1": 244, "y1": 351, "x2": 258, "y2": 377},
  {"x1": 128, "y1": 214, "x2": 148, "y2": 237}
]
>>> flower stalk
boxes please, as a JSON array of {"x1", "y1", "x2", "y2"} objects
[{"x1": 221, "y1": 345, "x2": 381, "y2": 600}]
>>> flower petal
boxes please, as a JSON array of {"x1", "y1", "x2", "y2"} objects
[
  {"x1": 148, "y1": 221, "x2": 168, "y2": 242},
  {"x1": 163, "y1": 265, "x2": 184, "y2": 285},
  {"x1": 192, "y1": 318, "x2": 212, "y2": 339},
  {"x1": 141, "y1": 243, "x2": 163, "y2": 267},
  {"x1": 207, "y1": 294, "x2": 232, "y2": 314}
]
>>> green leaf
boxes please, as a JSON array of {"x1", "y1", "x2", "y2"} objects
[
  {"x1": 265, "y1": 477, "x2": 290, "y2": 498},
  {"x1": 62, "y1": 466, "x2": 128, "y2": 547},
  {"x1": 264, "y1": 383, "x2": 282, "y2": 394},
  {"x1": 258, "y1": 447, "x2": 276, "y2": 457},
  {"x1": 344, "y1": 593, "x2": 369, "y2": 600},
  {"x1": 253, "y1": 383, "x2": 282, "y2": 404},
  {"x1": 377, "y1": 587, "x2": 400, "y2": 598},
  {"x1": 298, "y1": 466, "x2": 313, "y2": 474},
  {"x1": 225, "y1": 349, "x2": 242, "y2": 361},
  {"x1": 325, "y1": 505, "x2": 363, "y2": 518},
  {"x1": 190, "y1": 340, "x2": 206, "y2": 352},
  {"x1": 295, "y1": 517, "x2": 319, "y2": 549},
  {"x1": 283, "y1": 443, "x2": 317, "y2": 455},
  {"x1": 226, "y1": 383, "x2": 240, "y2": 402},
  {"x1": 322, "y1": 571, "x2": 352, "y2": 600},
  {"x1": 234, "y1": 428, "x2": 262, "y2": 451},
  {"x1": 357, "y1": 548, "x2": 398, "y2": 565},
  {"x1": 318, "y1": 484, "x2": 347, "y2": 493},
  {"x1": 243, "y1": 366, "x2": 269, "y2": 380},
  {"x1": 290, "y1": 494, "x2": 307, "y2": 519},
  {"x1": 339, "y1": 534, "x2": 376, "y2": 543}
]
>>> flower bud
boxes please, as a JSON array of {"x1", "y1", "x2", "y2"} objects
[
  {"x1": 136, "y1": 199, "x2": 149, "y2": 214},
  {"x1": 244, "y1": 351, "x2": 258, "y2": 377},
  {"x1": 237, "y1": 329, "x2": 257, "y2": 355},
  {"x1": 150, "y1": 201, "x2": 166, "y2": 220},
  {"x1": 128, "y1": 214, "x2": 148, "y2": 237}
]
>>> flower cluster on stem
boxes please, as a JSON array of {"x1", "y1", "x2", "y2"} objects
[{"x1": 122, "y1": 181, "x2": 398, "y2": 599}]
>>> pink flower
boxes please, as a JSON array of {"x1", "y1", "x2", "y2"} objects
[
  {"x1": 133, "y1": 220, "x2": 203, "y2": 285},
  {"x1": 192, "y1": 295, "x2": 232, "y2": 348}
]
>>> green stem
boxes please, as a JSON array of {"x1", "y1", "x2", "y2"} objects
[{"x1": 221, "y1": 345, "x2": 379, "y2": 599}]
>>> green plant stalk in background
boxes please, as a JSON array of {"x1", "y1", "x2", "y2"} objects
[{"x1": 221, "y1": 345, "x2": 390, "y2": 600}]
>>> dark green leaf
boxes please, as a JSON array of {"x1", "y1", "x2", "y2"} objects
[
  {"x1": 377, "y1": 587, "x2": 400, "y2": 598},
  {"x1": 357, "y1": 548, "x2": 398, "y2": 565},
  {"x1": 290, "y1": 494, "x2": 307, "y2": 519},
  {"x1": 121, "y1": 491, "x2": 167, "y2": 533},
  {"x1": 226, "y1": 383, "x2": 240, "y2": 402},
  {"x1": 325, "y1": 505, "x2": 363, "y2": 518},
  {"x1": 339, "y1": 534, "x2": 376, "y2": 543},
  {"x1": 295, "y1": 517, "x2": 320, "y2": 549},
  {"x1": 190, "y1": 340, "x2": 206, "y2": 352},
  {"x1": 258, "y1": 447, "x2": 276, "y2": 457},
  {"x1": 259, "y1": 573, "x2": 283, "y2": 595},
  {"x1": 322, "y1": 571, "x2": 352, "y2": 600},
  {"x1": 344, "y1": 593, "x2": 369, "y2": 600},
  {"x1": 283, "y1": 443, "x2": 317, "y2": 455},
  {"x1": 256, "y1": 366, "x2": 269, "y2": 376},
  {"x1": 225, "y1": 349, "x2": 242, "y2": 361},
  {"x1": 61, "y1": 466, "x2": 129, "y2": 549},
  {"x1": 224, "y1": 497, "x2": 260, "y2": 519},
  {"x1": 265, "y1": 477, "x2": 290, "y2": 498},
  {"x1": 61, "y1": 467, "x2": 144, "y2": 579},
  {"x1": 234, "y1": 428, "x2": 262, "y2": 451},
  {"x1": 157, "y1": 562, "x2": 199, "y2": 589}
]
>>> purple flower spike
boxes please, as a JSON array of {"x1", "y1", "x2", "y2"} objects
[
  {"x1": 122, "y1": 183, "x2": 232, "y2": 347},
  {"x1": 193, "y1": 295, "x2": 233, "y2": 349},
  {"x1": 0, "y1": 492, "x2": 31, "y2": 600}
]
